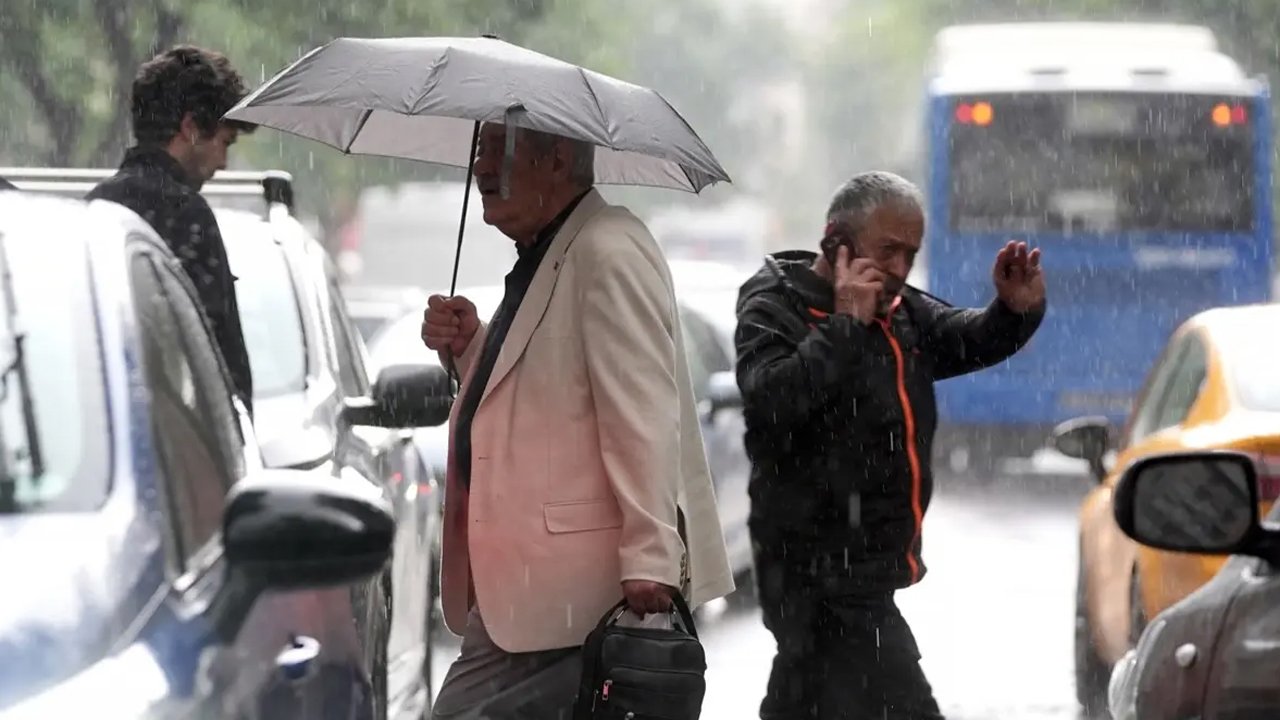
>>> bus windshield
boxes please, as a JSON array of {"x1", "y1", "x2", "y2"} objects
[{"x1": 948, "y1": 93, "x2": 1254, "y2": 234}]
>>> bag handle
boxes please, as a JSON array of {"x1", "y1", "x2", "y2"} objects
[{"x1": 595, "y1": 590, "x2": 699, "y2": 640}]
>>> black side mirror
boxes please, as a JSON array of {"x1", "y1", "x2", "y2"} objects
[
  {"x1": 1051, "y1": 416, "x2": 1111, "y2": 481},
  {"x1": 705, "y1": 371, "x2": 742, "y2": 418},
  {"x1": 223, "y1": 468, "x2": 395, "y2": 590},
  {"x1": 1113, "y1": 450, "x2": 1278, "y2": 561},
  {"x1": 342, "y1": 363, "x2": 453, "y2": 429}
]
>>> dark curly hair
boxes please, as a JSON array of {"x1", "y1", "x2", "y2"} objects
[{"x1": 131, "y1": 45, "x2": 256, "y2": 145}]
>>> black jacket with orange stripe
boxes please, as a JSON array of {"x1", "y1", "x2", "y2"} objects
[{"x1": 734, "y1": 250, "x2": 1044, "y2": 594}]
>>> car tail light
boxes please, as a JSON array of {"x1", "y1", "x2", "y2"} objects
[{"x1": 1255, "y1": 455, "x2": 1280, "y2": 501}]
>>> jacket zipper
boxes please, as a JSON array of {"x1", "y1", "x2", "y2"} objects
[
  {"x1": 808, "y1": 301, "x2": 926, "y2": 584},
  {"x1": 876, "y1": 299, "x2": 924, "y2": 585}
]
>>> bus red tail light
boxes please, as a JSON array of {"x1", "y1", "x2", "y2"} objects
[
  {"x1": 955, "y1": 101, "x2": 994, "y2": 126},
  {"x1": 1212, "y1": 103, "x2": 1248, "y2": 127}
]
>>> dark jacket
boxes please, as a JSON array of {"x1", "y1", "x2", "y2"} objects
[
  {"x1": 88, "y1": 147, "x2": 254, "y2": 413},
  {"x1": 735, "y1": 250, "x2": 1044, "y2": 593}
]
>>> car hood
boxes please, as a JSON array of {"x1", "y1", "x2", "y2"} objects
[
  {"x1": 253, "y1": 390, "x2": 335, "y2": 470},
  {"x1": 0, "y1": 508, "x2": 161, "y2": 709}
]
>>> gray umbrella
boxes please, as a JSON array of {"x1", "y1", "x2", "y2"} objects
[
  {"x1": 228, "y1": 36, "x2": 729, "y2": 193},
  {"x1": 226, "y1": 34, "x2": 729, "y2": 298},
  {"x1": 225, "y1": 35, "x2": 730, "y2": 384}
]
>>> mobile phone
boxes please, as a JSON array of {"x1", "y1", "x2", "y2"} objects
[{"x1": 820, "y1": 222, "x2": 860, "y2": 267}]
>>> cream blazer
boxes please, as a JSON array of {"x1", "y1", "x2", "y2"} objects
[{"x1": 436, "y1": 189, "x2": 734, "y2": 652}]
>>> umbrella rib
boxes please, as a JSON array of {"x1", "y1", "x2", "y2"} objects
[
  {"x1": 409, "y1": 49, "x2": 452, "y2": 116},
  {"x1": 577, "y1": 68, "x2": 610, "y2": 140},
  {"x1": 342, "y1": 109, "x2": 375, "y2": 154},
  {"x1": 654, "y1": 92, "x2": 731, "y2": 183}
]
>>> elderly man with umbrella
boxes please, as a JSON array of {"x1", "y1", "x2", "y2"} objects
[{"x1": 228, "y1": 36, "x2": 736, "y2": 718}]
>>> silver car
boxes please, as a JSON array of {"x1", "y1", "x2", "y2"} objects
[{"x1": 216, "y1": 196, "x2": 447, "y2": 717}]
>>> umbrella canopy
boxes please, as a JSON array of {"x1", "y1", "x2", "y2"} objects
[{"x1": 225, "y1": 36, "x2": 730, "y2": 193}]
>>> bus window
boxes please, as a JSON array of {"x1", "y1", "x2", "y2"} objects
[{"x1": 948, "y1": 93, "x2": 1254, "y2": 234}]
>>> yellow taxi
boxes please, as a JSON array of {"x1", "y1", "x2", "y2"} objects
[{"x1": 1052, "y1": 303, "x2": 1280, "y2": 709}]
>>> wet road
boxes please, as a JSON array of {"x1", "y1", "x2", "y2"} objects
[{"x1": 431, "y1": 475, "x2": 1091, "y2": 719}]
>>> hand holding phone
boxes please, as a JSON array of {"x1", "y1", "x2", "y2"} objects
[{"x1": 832, "y1": 245, "x2": 884, "y2": 324}]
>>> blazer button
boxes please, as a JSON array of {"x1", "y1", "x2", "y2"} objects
[{"x1": 1174, "y1": 643, "x2": 1197, "y2": 668}]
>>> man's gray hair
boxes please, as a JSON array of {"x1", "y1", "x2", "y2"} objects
[
  {"x1": 523, "y1": 127, "x2": 596, "y2": 187},
  {"x1": 825, "y1": 171, "x2": 924, "y2": 236}
]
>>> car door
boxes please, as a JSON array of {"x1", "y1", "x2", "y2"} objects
[
  {"x1": 322, "y1": 259, "x2": 431, "y2": 713},
  {"x1": 128, "y1": 246, "x2": 371, "y2": 720},
  {"x1": 680, "y1": 305, "x2": 751, "y2": 574},
  {"x1": 1083, "y1": 330, "x2": 1210, "y2": 659},
  {"x1": 1201, "y1": 503, "x2": 1280, "y2": 718}
]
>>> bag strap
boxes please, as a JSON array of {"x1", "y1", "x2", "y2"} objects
[
  {"x1": 669, "y1": 590, "x2": 699, "y2": 640},
  {"x1": 677, "y1": 507, "x2": 690, "y2": 595}
]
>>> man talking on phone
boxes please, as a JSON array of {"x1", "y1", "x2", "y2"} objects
[{"x1": 734, "y1": 171, "x2": 1046, "y2": 719}]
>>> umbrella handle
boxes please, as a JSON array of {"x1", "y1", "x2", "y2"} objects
[
  {"x1": 444, "y1": 121, "x2": 482, "y2": 398},
  {"x1": 500, "y1": 106, "x2": 520, "y2": 200},
  {"x1": 443, "y1": 349, "x2": 460, "y2": 398}
]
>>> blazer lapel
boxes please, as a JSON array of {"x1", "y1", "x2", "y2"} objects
[{"x1": 479, "y1": 188, "x2": 607, "y2": 404}]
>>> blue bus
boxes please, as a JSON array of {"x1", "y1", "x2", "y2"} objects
[{"x1": 921, "y1": 23, "x2": 1274, "y2": 475}]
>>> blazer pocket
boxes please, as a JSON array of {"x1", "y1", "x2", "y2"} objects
[{"x1": 543, "y1": 499, "x2": 624, "y2": 534}]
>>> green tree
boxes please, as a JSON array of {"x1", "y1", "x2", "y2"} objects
[{"x1": 0, "y1": 0, "x2": 638, "y2": 243}]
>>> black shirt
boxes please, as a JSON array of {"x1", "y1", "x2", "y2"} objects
[
  {"x1": 453, "y1": 191, "x2": 588, "y2": 488},
  {"x1": 88, "y1": 146, "x2": 254, "y2": 414}
]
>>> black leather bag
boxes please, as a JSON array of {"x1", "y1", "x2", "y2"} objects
[{"x1": 573, "y1": 592, "x2": 706, "y2": 720}]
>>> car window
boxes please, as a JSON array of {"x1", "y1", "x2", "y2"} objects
[
  {"x1": 326, "y1": 270, "x2": 369, "y2": 396},
  {"x1": 1150, "y1": 333, "x2": 1208, "y2": 431},
  {"x1": 1125, "y1": 334, "x2": 1190, "y2": 445},
  {"x1": 0, "y1": 228, "x2": 109, "y2": 512},
  {"x1": 684, "y1": 307, "x2": 732, "y2": 374},
  {"x1": 681, "y1": 308, "x2": 726, "y2": 403},
  {"x1": 352, "y1": 314, "x2": 390, "y2": 344},
  {"x1": 683, "y1": 330, "x2": 712, "y2": 403},
  {"x1": 222, "y1": 228, "x2": 307, "y2": 399},
  {"x1": 131, "y1": 252, "x2": 244, "y2": 563}
]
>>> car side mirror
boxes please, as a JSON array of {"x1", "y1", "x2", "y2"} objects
[
  {"x1": 223, "y1": 468, "x2": 395, "y2": 590},
  {"x1": 706, "y1": 371, "x2": 742, "y2": 418},
  {"x1": 207, "y1": 468, "x2": 395, "y2": 641},
  {"x1": 1051, "y1": 416, "x2": 1111, "y2": 481},
  {"x1": 342, "y1": 363, "x2": 453, "y2": 429},
  {"x1": 1113, "y1": 451, "x2": 1277, "y2": 561}
]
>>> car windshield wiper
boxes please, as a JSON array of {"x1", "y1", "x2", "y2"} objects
[{"x1": 0, "y1": 232, "x2": 43, "y2": 514}]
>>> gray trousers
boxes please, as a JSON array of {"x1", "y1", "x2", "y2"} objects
[{"x1": 432, "y1": 607, "x2": 583, "y2": 720}]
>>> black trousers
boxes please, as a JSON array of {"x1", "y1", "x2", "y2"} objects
[{"x1": 755, "y1": 559, "x2": 945, "y2": 720}]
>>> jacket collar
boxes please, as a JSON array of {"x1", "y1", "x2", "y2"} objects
[
  {"x1": 480, "y1": 188, "x2": 606, "y2": 402},
  {"x1": 120, "y1": 145, "x2": 197, "y2": 190}
]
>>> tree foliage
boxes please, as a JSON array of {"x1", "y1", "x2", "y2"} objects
[{"x1": 0, "y1": 0, "x2": 639, "y2": 237}]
